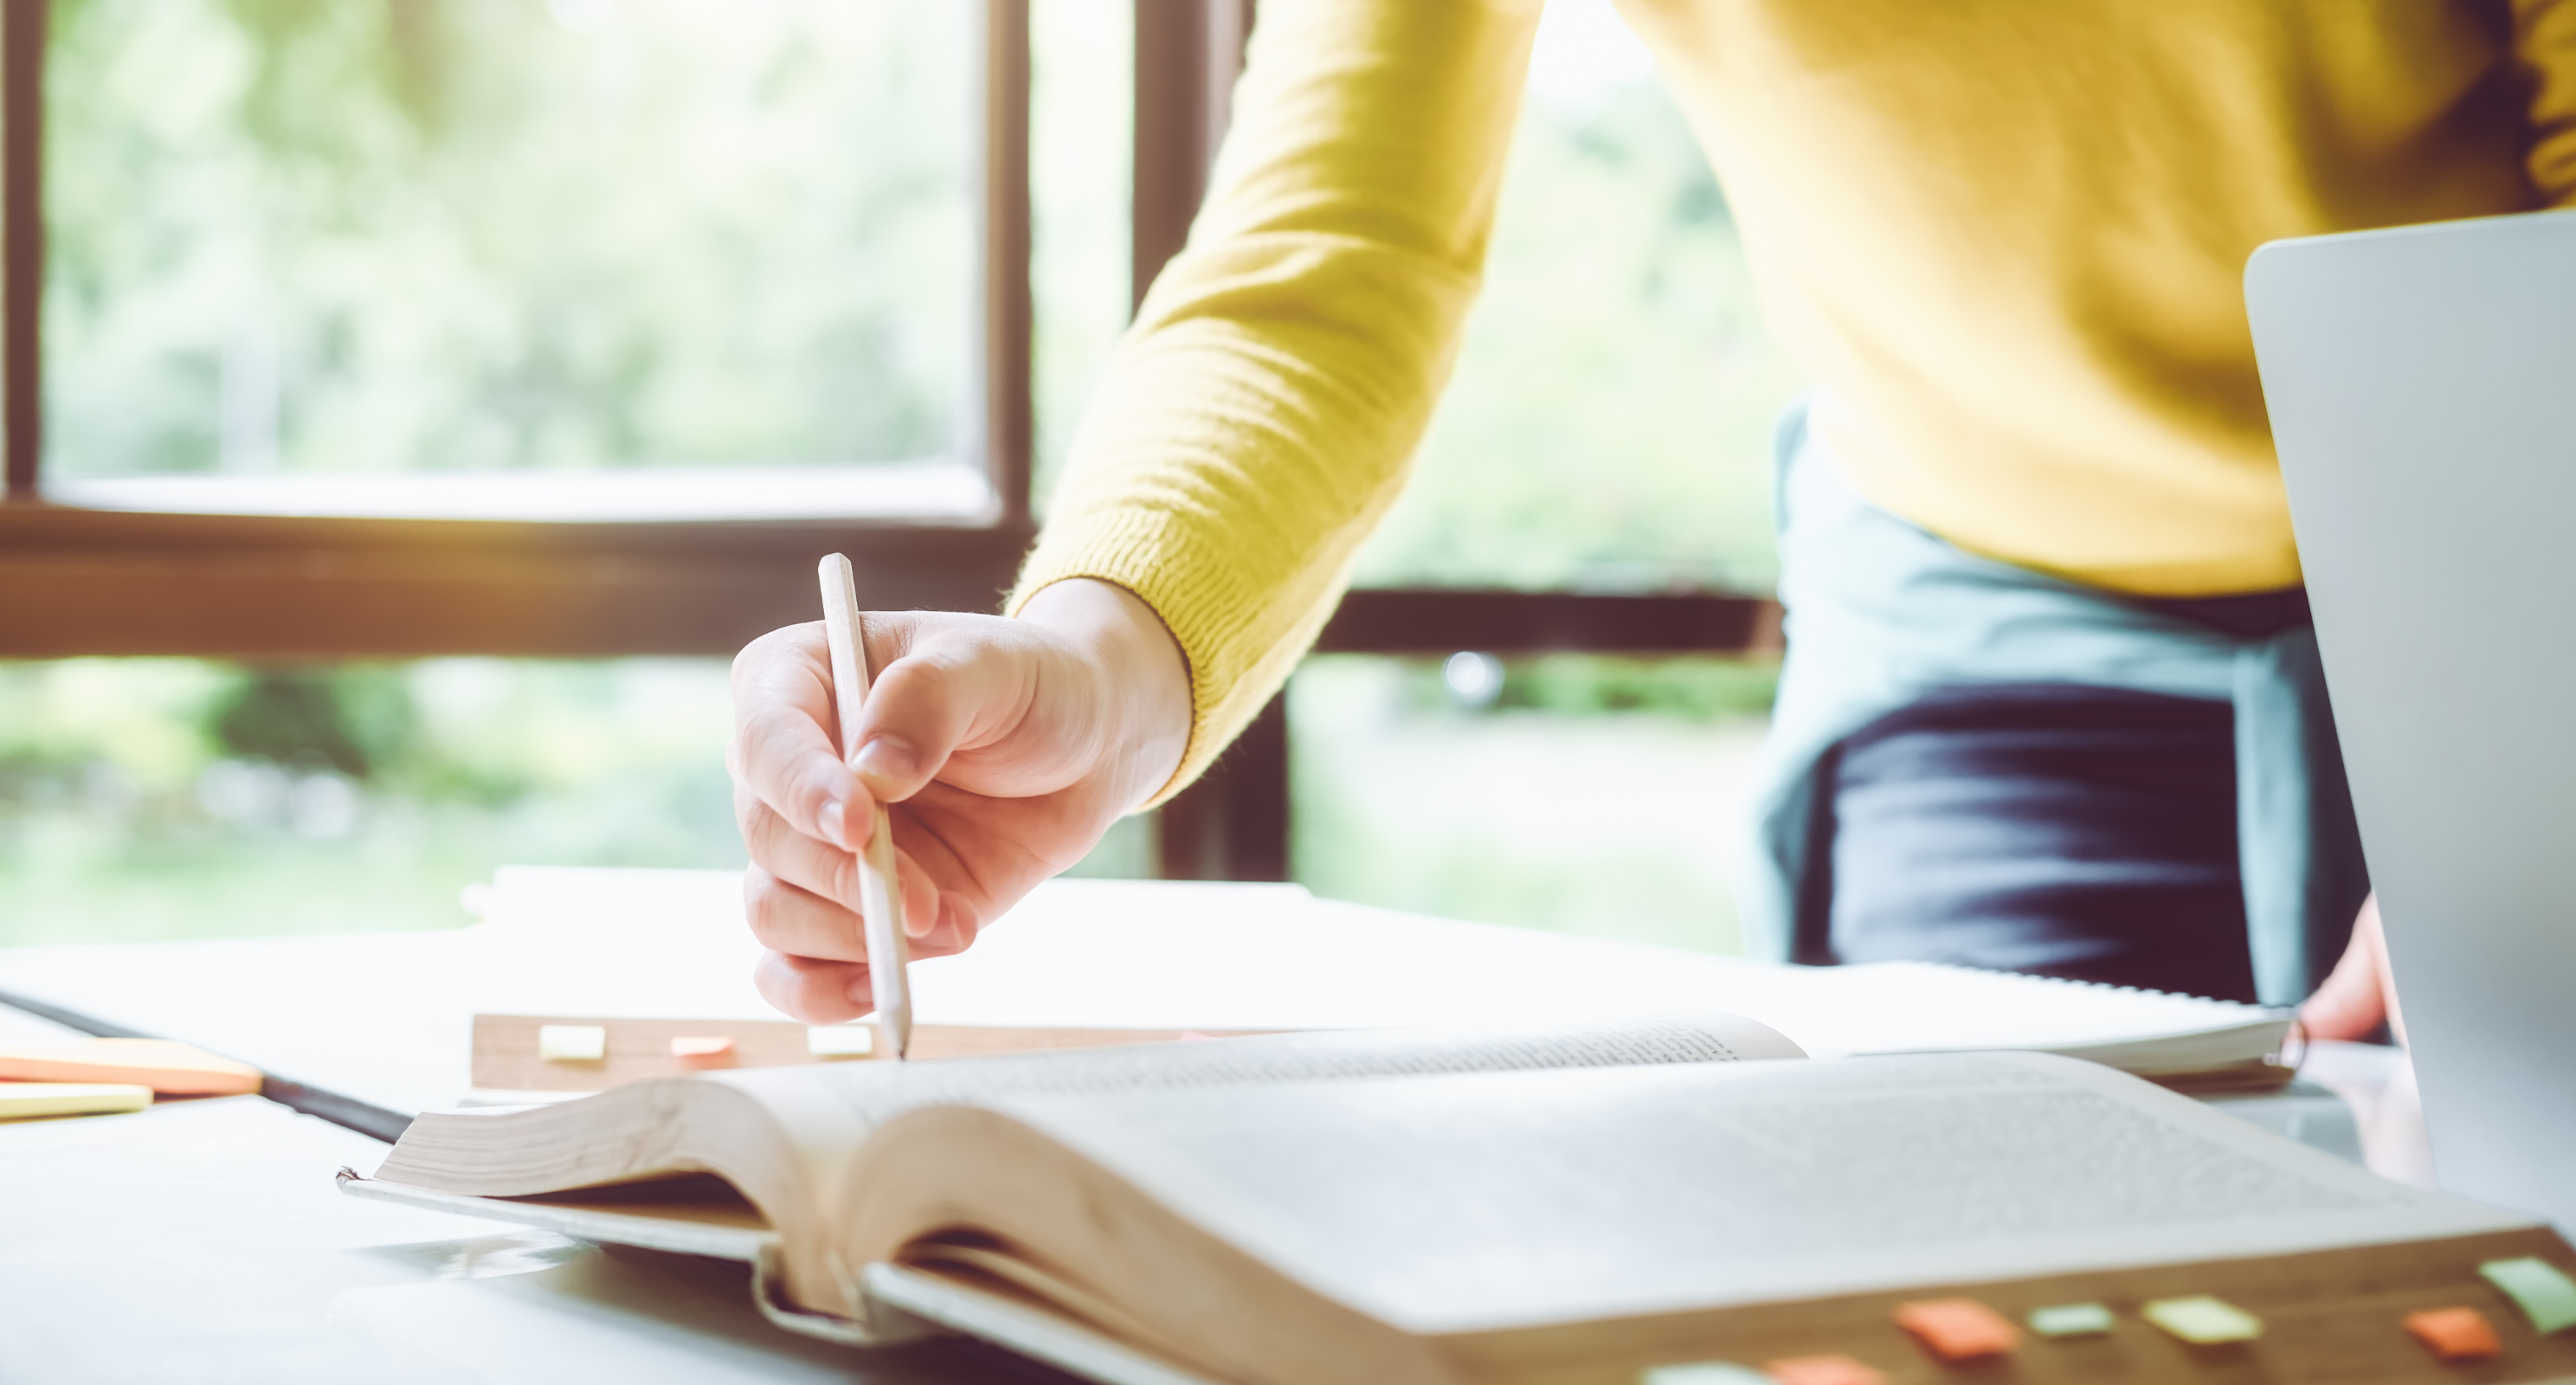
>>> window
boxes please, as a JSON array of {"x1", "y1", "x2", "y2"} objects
[
  {"x1": 48, "y1": 1, "x2": 976, "y2": 517},
  {"x1": 1292, "y1": 654, "x2": 1778, "y2": 953},
  {"x1": 3, "y1": 0, "x2": 1036, "y2": 660},
  {"x1": 0, "y1": 0, "x2": 1151, "y2": 948}
]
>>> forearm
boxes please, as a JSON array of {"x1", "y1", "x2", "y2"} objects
[{"x1": 1011, "y1": 0, "x2": 1543, "y2": 797}]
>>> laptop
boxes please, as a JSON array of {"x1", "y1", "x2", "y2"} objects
[{"x1": 2246, "y1": 207, "x2": 2576, "y2": 1230}]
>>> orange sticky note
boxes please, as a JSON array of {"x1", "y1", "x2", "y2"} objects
[
  {"x1": 0, "y1": 1039, "x2": 260, "y2": 1096},
  {"x1": 1895, "y1": 1298, "x2": 2020, "y2": 1361},
  {"x1": 1762, "y1": 1354, "x2": 1885, "y2": 1385},
  {"x1": 2405, "y1": 1307, "x2": 2502, "y2": 1362},
  {"x1": 670, "y1": 1035, "x2": 736, "y2": 1069}
]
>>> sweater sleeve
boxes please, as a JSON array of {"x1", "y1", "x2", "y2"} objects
[
  {"x1": 2518, "y1": 0, "x2": 2576, "y2": 203},
  {"x1": 1007, "y1": 0, "x2": 1544, "y2": 804}
]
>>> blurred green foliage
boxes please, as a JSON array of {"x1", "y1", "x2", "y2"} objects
[
  {"x1": 1290, "y1": 656, "x2": 1769, "y2": 956},
  {"x1": 0, "y1": 660, "x2": 747, "y2": 945},
  {"x1": 45, "y1": 0, "x2": 969, "y2": 479},
  {"x1": 208, "y1": 668, "x2": 413, "y2": 779},
  {"x1": 1352, "y1": 45, "x2": 1801, "y2": 594},
  {"x1": 1377, "y1": 654, "x2": 1779, "y2": 721},
  {"x1": 1288, "y1": 12, "x2": 1795, "y2": 950}
]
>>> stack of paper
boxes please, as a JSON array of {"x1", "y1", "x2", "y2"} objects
[{"x1": 469, "y1": 868, "x2": 2291, "y2": 1085}]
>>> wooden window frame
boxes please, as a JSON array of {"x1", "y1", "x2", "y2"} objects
[{"x1": 0, "y1": 0, "x2": 1035, "y2": 660}]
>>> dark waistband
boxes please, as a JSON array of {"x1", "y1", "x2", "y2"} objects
[{"x1": 2126, "y1": 586, "x2": 2312, "y2": 640}]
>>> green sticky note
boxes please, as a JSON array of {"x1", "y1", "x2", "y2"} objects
[
  {"x1": 2027, "y1": 1302, "x2": 2116, "y2": 1338},
  {"x1": 1639, "y1": 1366, "x2": 1771, "y2": 1385},
  {"x1": 2482, "y1": 1257, "x2": 2576, "y2": 1335},
  {"x1": 2141, "y1": 1296, "x2": 2263, "y2": 1345}
]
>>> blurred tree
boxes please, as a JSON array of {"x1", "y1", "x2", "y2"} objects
[
  {"x1": 206, "y1": 667, "x2": 414, "y2": 778},
  {"x1": 1352, "y1": 14, "x2": 1800, "y2": 594},
  {"x1": 45, "y1": 0, "x2": 969, "y2": 480}
]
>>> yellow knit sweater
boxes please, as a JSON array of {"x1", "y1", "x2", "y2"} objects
[{"x1": 1014, "y1": 0, "x2": 2576, "y2": 798}]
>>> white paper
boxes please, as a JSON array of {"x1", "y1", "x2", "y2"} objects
[{"x1": 469, "y1": 868, "x2": 2287, "y2": 1067}]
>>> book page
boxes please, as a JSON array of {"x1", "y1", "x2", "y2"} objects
[
  {"x1": 980, "y1": 1051, "x2": 2532, "y2": 1337},
  {"x1": 377, "y1": 1011, "x2": 1801, "y2": 1202}
]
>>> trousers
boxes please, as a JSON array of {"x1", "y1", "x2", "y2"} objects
[{"x1": 1738, "y1": 397, "x2": 2371, "y2": 1005}]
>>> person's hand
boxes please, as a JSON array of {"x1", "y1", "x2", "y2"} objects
[
  {"x1": 2301, "y1": 892, "x2": 2407, "y2": 1044},
  {"x1": 727, "y1": 578, "x2": 1189, "y2": 1023}
]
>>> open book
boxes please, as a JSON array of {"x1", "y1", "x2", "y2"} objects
[{"x1": 345, "y1": 1012, "x2": 2573, "y2": 1384}]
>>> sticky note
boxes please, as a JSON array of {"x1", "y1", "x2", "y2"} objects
[
  {"x1": 1637, "y1": 1364, "x2": 1770, "y2": 1385},
  {"x1": 0, "y1": 1038, "x2": 261, "y2": 1096},
  {"x1": 0, "y1": 1082, "x2": 152, "y2": 1120},
  {"x1": 537, "y1": 1025, "x2": 608, "y2": 1062},
  {"x1": 808, "y1": 1026, "x2": 874, "y2": 1058},
  {"x1": 1894, "y1": 1298, "x2": 2019, "y2": 1360},
  {"x1": 2141, "y1": 1296, "x2": 2263, "y2": 1345},
  {"x1": 2027, "y1": 1303, "x2": 2116, "y2": 1338},
  {"x1": 2405, "y1": 1307, "x2": 2502, "y2": 1362},
  {"x1": 1761, "y1": 1354, "x2": 1885, "y2": 1385},
  {"x1": 2482, "y1": 1257, "x2": 2576, "y2": 1335},
  {"x1": 669, "y1": 1036, "x2": 734, "y2": 1059}
]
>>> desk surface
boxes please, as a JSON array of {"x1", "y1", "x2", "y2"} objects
[
  {"x1": 0, "y1": 1030, "x2": 1071, "y2": 1383},
  {"x1": 0, "y1": 921, "x2": 2428, "y2": 1385}
]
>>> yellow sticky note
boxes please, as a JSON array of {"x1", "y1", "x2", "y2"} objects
[
  {"x1": 2141, "y1": 1296, "x2": 2262, "y2": 1345},
  {"x1": 0, "y1": 1081, "x2": 152, "y2": 1120},
  {"x1": 808, "y1": 1026, "x2": 874, "y2": 1058},
  {"x1": 537, "y1": 1025, "x2": 607, "y2": 1062},
  {"x1": 2482, "y1": 1257, "x2": 2576, "y2": 1335}
]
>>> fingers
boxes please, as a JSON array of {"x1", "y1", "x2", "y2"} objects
[
  {"x1": 755, "y1": 950, "x2": 871, "y2": 1025},
  {"x1": 731, "y1": 622, "x2": 867, "y2": 851},
  {"x1": 737, "y1": 788, "x2": 865, "y2": 914},
  {"x1": 896, "y1": 828, "x2": 943, "y2": 940},
  {"x1": 742, "y1": 839, "x2": 959, "y2": 963},
  {"x1": 2300, "y1": 893, "x2": 2392, "y2": 1042},
  {"x1": 746, "y1": 861, "x2": 969, "y2": 1026},
  {"x1": 744, "y1": 864, "x2": 865, "y2": 962},
  {"x1": 2363, "y1": 895, "x2": 2406, "y2": 1047}
]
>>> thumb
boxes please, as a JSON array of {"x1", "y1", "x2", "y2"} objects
[{"x1": 847, "y1": 619, "x2": 1023, "y2": 802}]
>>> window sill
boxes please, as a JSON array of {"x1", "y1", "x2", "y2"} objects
[
  {"x1": 43, "y1": 461, "x2": 999, "y2": 527},
  {"x1": 0, "y1": 493, "x2": 1033, "y2": 660}
]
